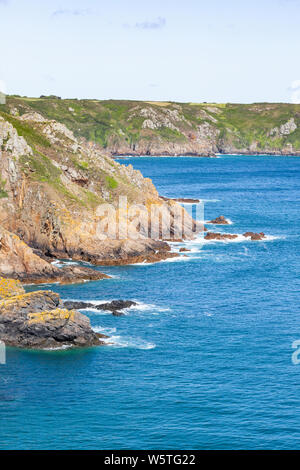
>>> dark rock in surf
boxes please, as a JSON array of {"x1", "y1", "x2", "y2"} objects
[{"x1": 63, "y1": 299, "x2": 137, "y2": 316}]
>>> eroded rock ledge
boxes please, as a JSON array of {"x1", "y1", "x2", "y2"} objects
[{"x1": 0, "y1": 228, "x2": 110, "y2": 284}]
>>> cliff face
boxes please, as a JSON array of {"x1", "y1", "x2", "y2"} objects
[
  {"x1": 0, "y1": 109, "x2": 196, "y2": 276},
  {"x1": 3, "y1": 97, "x2": 300, "y2": 156}
]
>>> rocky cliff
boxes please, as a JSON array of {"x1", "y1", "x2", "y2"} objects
[
  {"x1": 2, "y1": 97, "x2": 300, "y2": 156},
  {"x1": 0, "y1": 106, "x2": 196, "y2": 278}
]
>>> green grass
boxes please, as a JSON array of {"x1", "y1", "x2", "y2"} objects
[
  {"x1": 3, "y1": 96, "x2": 300, "y2": 153},
  {"x1": 105, "y1": 175, "x2": 118, "y2": 190},
  {"x1": 72, "y1": 158, "x2": 89, "y2": 171},
  {"x1": 0, "y1": 178, "x2": 8, "y2": 198}
]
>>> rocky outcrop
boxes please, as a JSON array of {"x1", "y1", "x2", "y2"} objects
[
  {"x1": 207, "y1": 216, "x2": 230, "y2": 225},
  {"x1": 63, "y1": 299, "x2": 137, "y2": 316},
  {"x1": 269, "y1": 118, "x2": 297, "y2": 137},
  {"x1": 0, "y1": 116, "x2": 33, "y2": 157},
  {"x1": 0, "y1": 278, "x2": 106, "y2": 349}
]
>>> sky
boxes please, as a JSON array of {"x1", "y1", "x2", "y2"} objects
[{"x1": 0, "y1": 0, "x2": 300, "y2": 103}]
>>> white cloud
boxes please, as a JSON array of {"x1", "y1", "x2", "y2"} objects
[
  {"x1": 124, "y1": 17, "x2": 166, "y2": 30},
  {"x1": 52, "y1": 9, "x2": 91, "y2": 18}
]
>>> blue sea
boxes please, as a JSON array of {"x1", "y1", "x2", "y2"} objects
[{"x1": 0, "y1": 155, "x2": 299, "y2": 450}]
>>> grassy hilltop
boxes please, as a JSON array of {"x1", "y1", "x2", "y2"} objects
[{"x1": 1, "y1": 96, "x2": 300, "y2": 155}]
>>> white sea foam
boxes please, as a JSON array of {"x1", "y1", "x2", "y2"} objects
[
  {"x1": 204, "y1": 312, "x2": 214, "y2": 317},
  {"x1": 160, "y1": 255, "x2": 195, "y2": 263},
  {"x1": 200, "y1": 199, "x2": 221, "y2": 203},
  {"x1": 188, "y1": 233, "x2": 282, "y2": 245},
  {"x1": 101, "y1": 334, "x2": 156, "y2": 350},
  {"x1": 43, "y1": 345, "x2": 72, "y2": 351},
  {"x1": 130, "y1": 302, "x2": 171, "y2": 313},
  {"x1": 51, "y1": 260, "x2": 79, "y2": 267},
  {"x1": 94, "y1": 326, "x2": 117, "y2": 335},
  {"x1": 64, "y1": 299, "x2": 170, "y2": 316}
]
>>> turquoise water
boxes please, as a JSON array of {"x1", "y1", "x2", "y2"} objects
[{"x1": 0, "y1": 155, "x2": 299, "y2": 450}]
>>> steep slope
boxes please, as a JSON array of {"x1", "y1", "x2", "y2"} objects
[
  {"x1": 2, "y1": 97, "x2": 300, "y2": 156},
  {"x1": 0, "y1": 110, "x2": 196, "y2": 272}
]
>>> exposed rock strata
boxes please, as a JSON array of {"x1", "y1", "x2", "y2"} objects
[{"x1": 0, "y1": 228, "x2": 110, "y2": 283}]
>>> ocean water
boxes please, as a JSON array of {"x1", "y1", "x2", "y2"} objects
[{"x1": 0, "y1": 155, "x2": 299, "y2": 450}]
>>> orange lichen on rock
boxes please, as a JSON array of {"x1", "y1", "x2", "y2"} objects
[
  {"x1": 27, "y1": 308, "x2": 76, "y2": 324},
  {"x1": 0, "y1": 277, "x2": 25, "y2": 300}
]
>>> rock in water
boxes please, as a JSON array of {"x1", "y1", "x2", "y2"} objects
[
  {"x1": 0, "y1": 278, "x2": 106, "y2": 349},
  {"x1": 207, "y1": 216, "x2": 230, "y2": 225},
  {"x1": 99, "y1": 300, "x2": 137, "y2": 316},
  {"x1": 63, "y1": 299, "x2": 137, "y2": 316},
  {"x1": 63, "y1": 301, "x2": 95, "y2": 310},
  {"x1": 205, "y1": 232, "x2": 238, "y2": 240},
  {"x1": 243, "y1": 232, "x2": 266, "y2": 240}
]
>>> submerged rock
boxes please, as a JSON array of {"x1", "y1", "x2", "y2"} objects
[
  {"x1": 160, "y1": 196, "x2": 200, "y2": 204},
  {"x1": 207, "y1": 215, "x2": 230, "y2": 225},
  {"x1": 63, "y1": 299, "x2": 137, "y2": 316},
  {"x1": 179, "y1": 247, "x2": 191, "y2": 252}
]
